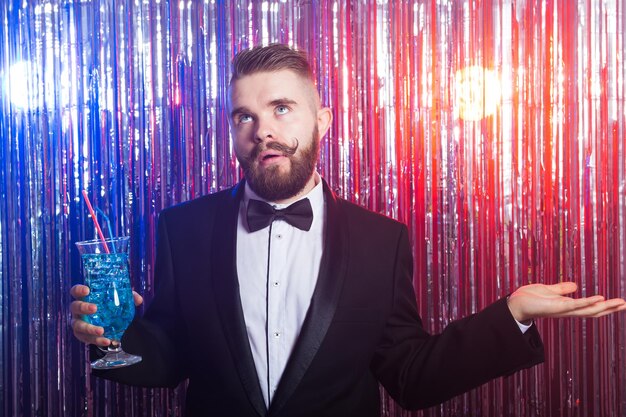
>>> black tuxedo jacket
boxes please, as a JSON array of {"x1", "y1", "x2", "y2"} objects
[{"x1": 94, "y1": 180, "x2": 544, "y2": 416}]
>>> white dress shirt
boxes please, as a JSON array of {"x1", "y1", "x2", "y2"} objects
[{"x1": 236, "y1": 174, "x2": 325, "y2": 407}]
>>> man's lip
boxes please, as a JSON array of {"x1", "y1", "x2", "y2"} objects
[{"x1": 259, "y1": 150, "x2": 285, "y2": 161}]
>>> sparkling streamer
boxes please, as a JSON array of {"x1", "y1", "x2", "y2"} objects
[{"x1": 0, "y1": 1, "x2": 625, "y2": 416}]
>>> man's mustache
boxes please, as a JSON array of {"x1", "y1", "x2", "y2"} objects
[{"x1": 250, "y1": 138, "x2": 299, "y2": 159}]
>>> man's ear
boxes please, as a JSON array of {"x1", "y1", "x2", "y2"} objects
[{"x1": 317, "y1": 107, "x2": 333, "y2": 140}]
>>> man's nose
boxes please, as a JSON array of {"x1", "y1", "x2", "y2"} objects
[{"x1": 254, "y1": 117, "x2": 276, "y2": 143}]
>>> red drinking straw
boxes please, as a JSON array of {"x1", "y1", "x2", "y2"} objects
[{"x1": 81, "y1": 190, "x2": 110, "y2": 254}]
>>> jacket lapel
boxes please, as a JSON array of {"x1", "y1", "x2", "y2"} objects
[
  {"x1": 268, "y1": 181, "x2": 349, "y2": 415},
  {"x1": 211, "y1": 182, "x2": 268, "y2": 417}
]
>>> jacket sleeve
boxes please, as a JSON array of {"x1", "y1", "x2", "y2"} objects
[
  {"x1": 91, "y1": 210, "x2": 187, "y2": 388},
  {"x1": 370, "y1": 226, "x2": 544, "y2": 409}
]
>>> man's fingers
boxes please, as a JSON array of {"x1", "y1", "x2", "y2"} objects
[
  {"x1": 591, "y1": 302, "x2": 626, "y2": 318},
  {"x1": 70, "y1": 284, "x2": 117, "y2": 347},
  {"x1": 70, "y1": 300, "x2": 97, "y2": 316},
  {"x1": 132, "y1": 291, "x2": 143, "y2": 307},
  {"x1": 592, "y1": 298, "x2": 626, "y2": 313},
  {"x1": 71, "y1": 319, "x2": 110, "y2": 346},
  {"x1": 92, "y1": 337, "x2": 113, "y2": 347},
  {"x1": 71, "y1": 285, "x2": 141, "y2": 346},
  {"x1": 564, "y1": 298, "x2": 626, "y2": 317},
  {"x1": 71, "y1": 318, "x2": 104, "y2": 336},
  {"x1": 70, "y1": 284, "x2": 90, "y2": 299},
  {"x1": 561, "y1": 295, "x2": 605, "y2": 310},
  {"x1": 75, "y1": 334, "x2": 111, "y2": 347},
  {"x1": 602, "y1": 298, "x2": 626, "y2": 308}
]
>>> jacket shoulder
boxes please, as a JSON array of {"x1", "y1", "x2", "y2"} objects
[
  {"x1": 159, "y1": 185, "x2": 239, "y2": 219},
  {"x1": 335, "y1": 196, "x2": 407, "y2": 231}
]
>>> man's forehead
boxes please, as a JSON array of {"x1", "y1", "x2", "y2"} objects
[
  {"x1": 231, "y1": 69, "x2": 311, "y2": 90},
  {"x1": 228, "y1": 70, "x2": 319, "y2": 108}
]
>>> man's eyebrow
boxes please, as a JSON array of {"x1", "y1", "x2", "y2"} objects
[
  {"x1": 230, "y1": 99, "x2": 298, "y2": 119},
  {"x1": 268, "y1": 98, "x2": 298, "y2": 107},
  {"x1": 230, "y1": 106, "x2": 250, "y2": 119}
]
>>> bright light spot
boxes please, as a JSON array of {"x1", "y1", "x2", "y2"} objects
[
  {"x1": 174, "y1": 86, "x2": 181, "y2": 105},
  {"x1": 5, "y1": 61, "x2": 31, "y2": 109},
  {"x1": 60, "y1": 68, "x2": 72, "y2": 108},
  {"x1": 113, "y1": 287, "x2": 120, "y2": 306},
  {"x1": 455, "y1": 65, "x2": 501, "y2": 121}
]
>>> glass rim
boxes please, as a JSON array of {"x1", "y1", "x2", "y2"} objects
[{"x1": 75, "y1": 236, "x2": 130, "y2": 246}]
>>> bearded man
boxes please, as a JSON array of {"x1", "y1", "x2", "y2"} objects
[{"x1": 71, "y1": 44, "x2": 626, "y2": 417}]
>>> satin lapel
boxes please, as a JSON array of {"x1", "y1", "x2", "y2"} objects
[
  {"x1": 211, "y1": 182, "x2": 267, "y2": 417},
  {"x1": 268, "y1": 181, "x2": 349, "y2": 415}
]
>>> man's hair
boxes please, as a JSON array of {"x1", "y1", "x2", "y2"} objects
[{"x1": 230, "y1": 43, "x2": 314, "y2": 85}]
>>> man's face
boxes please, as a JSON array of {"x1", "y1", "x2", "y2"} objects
[{"x1": 229, "y1": 70, "x2": 324, "y2": 202}]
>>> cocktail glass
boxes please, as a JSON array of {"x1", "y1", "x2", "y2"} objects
[{"x1": 75, "y1": 236, "x2": 142, "y2": 369}]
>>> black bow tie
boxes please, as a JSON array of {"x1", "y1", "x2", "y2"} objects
[{"x1": 246, "y1": 198, "x2": 313, "y2": 232}]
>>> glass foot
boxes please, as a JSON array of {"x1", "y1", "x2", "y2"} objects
[{"x1": 91, "y1": 343, "x2": 142, "y2": 369}]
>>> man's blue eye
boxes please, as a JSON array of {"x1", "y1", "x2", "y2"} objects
[
  {"x1": 276, "y1": 106, "x2": 289, "y2": 115},
  {"x1": 239, "y1": 114, "x2": 253, "y2": 123}
]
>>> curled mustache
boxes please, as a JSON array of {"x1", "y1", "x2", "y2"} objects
[{"x1": 250, "y1": 138, "x2": 299, "y2": 159}]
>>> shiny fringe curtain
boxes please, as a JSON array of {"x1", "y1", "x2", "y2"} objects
[{"x1": 1, "y1": 0, "x2": 625, "y2": 416}]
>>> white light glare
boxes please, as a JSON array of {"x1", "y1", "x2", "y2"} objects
[{"x1": 5, "y1": 61, "x2": 31, "y2": 110}]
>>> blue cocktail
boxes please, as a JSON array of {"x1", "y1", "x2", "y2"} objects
[{"x1": 76, "y1": 237, "x2": 142, "y2": 369}]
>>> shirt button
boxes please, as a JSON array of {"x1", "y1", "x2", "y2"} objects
[
  {"x1": 273, "y1": 281, "x2": 280, "y2": 287},
  {"x1": 273, "y1": 332, "x2": 281, "y2": 338},
  {"x1": 276, "y1": 234, "x2": 283, "y2": 239}
]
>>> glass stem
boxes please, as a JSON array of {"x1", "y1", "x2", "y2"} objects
[{"x1": 108, "y1": 341, "x2": 121, "y2": 352}]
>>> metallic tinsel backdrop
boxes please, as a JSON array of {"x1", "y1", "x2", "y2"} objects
[{"x1": 1, "y1": 0, "x2": 625, "y2": 416}]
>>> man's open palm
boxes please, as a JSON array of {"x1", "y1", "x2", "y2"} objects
[{"x1": 507, "y1": 282, "x2": 626, "y2": 324}]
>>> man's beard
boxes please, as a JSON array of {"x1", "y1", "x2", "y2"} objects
[{"x1": 237, "y1": 126, "x2": 319, "y2": 202}]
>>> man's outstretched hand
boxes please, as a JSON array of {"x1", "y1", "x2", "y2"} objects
[{"x1": 507, "y1": 282, "x2": 626, "y2": 324}]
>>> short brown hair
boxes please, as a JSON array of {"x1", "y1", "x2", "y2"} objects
[{"x1": 230, "y1": 43, "x2": 314, "y2": 85}]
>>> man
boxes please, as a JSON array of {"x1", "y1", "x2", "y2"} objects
[{"x1": 71, "y1": 44, "x2": 626, "y2": 417}]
